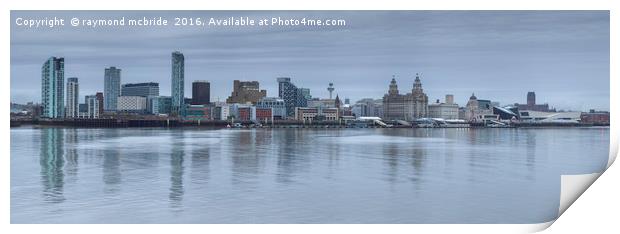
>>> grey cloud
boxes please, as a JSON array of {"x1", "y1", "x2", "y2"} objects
[{"x1": 10, "y1": 10, "x2": 609, "y2": 111}]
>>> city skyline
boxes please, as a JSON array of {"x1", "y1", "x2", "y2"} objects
[{"x1": 11, "y1": 11, "x2": 610, "y2": 111}]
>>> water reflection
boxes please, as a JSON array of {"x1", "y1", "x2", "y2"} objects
[
  {"x1": 169, "y1": 136, "x2": 185, "y2": 209},
  {"x1": 410, "y1": 147, "x2": 426, "y2": 184},
  {"x1": 39, "y1": 127, "x2": 65, "y2": 203},
  {"x1": 323, "y1": 136, "x2": 341, "y2": 180},
  {"x1": 64, "y1": 128, "x2": 79, "y2": 184},
  {"x1": 276, "y1": 129, "x2": 308, "y2": 184},
  {"x1": 12, "y1": 127, "x2": 609, "y2": 224},
  {"x1": 382, "y1": 143, "x2": 400, "y2": 184},
  {"x1": 103, "y1": 130, "x2": 121, "y2": 194},
  {"x1": 525, "y1": 130, "x2": 536, "y2": 180},
  {"x1": 190, "y1": 145, "x2": 210, "y2": 185},
  {"x1": 230, "y1": 131, "x2": 263, "y2": 183}
]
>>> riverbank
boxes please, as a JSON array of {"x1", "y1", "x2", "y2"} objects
[{"x1": 10, "y1": 118, "x2": 609, "y2": 129}]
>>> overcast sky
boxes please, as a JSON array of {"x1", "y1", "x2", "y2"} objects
[{"x1": 10, "y1": 11, "x2": 609, "y2": 111}]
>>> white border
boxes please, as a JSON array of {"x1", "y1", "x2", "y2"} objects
[{"x1": 2, "y1": 0, "x2": 617, "y2": 233}]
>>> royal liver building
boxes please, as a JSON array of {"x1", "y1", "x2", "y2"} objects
[{"x1": 382, "y1": 73, "x2": 429, "y2": 121}]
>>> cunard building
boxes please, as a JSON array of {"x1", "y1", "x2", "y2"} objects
[{"x1": 382, "y1": 74, "x2": 429, "y2": 121}]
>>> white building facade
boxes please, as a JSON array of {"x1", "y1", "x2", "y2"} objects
[{"x1": 117, "y1": 96, "x2": 147, "y2": 112}]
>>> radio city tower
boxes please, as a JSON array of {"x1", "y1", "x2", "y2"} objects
[{"x1": 327, "y1": 83, "x2": 335, "y2": 99}]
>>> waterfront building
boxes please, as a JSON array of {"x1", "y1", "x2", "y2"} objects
[
  {"x1": 580, "y1": 109, "x2": 610, "y2": 125},
  {"x1": 407, "y1": 74, "x2": 429, "y2": 119},
  {"x1": 218, "y1": 103, "x2": 231, "y2": 120},
  {"x1": 428, "y1": 94, "x2": 459, "y2": 120},
  {"x1": 519, "y1": 110, "x2": 581, "y2": 124},
  {"x1": 228, "y1": 103, "x2": 252, "y2": 120},
  {"x1": 117, "y1": 96, "x2": 147, "y2": 113},
  {"x1": 382, "y1": 74, "x2": 429, "y2": 121},
  {"x1": 340, "y1": 105, "x2": 353, "y2": 117},
  {"x1": 184, "y1": 105, "x2": 212, "y2": 120},
  {"x1": 255, "y1": 107, "x2": 273, "y2": 122},
  {"x1": 229, "y1": 105, "x2": 273, "y2": 122},
  {"x1": 211, "y1": 106, "x2": 223, "y2": 120},
  {"x1": 78, "y1": 103, "x2": 88, "y2": 118},
  {"x1": 352, "y1": 98, "x2": 383, "y2": 118},
  {"x1": 383, "y1": 76, "x2": 405, "y2": 120},
  {"x1": 295, "y1": 107, "x2": 339, "y2": 122},
  {"x1": 458, "y1": 107, "x2": 467, "y2": 120},
  {"x1": 277, "y1": 77, "x2": 308, "y2": 117},
  {"x1": 85, "y1": 95, "x2": 100, "y2": 118},
  {"x1": 147, "y1": 96, "x2": 172, "y2": 115},
  {"x1": 121, "y1": 82, "x2": 159, "y2": 97},
  {"x1": 41, "y1": 57, "x2": 65, "y2": 119},
  {"x1": 478, "y1": 99, "x2": 493, "y2": 110},
  {"x1": 351, "y1": 101, "x2": 365, "y2": 117},
  {"x1": 192, "y1": 80, "x2": 211, "y2": 105},
  {"x1": 465, "y1": 93, "x2": 484, "y2": 121},
  {"x1": 515, "y1": 91, "x2": 553, "y2": 112},
  {"x1": 95, "y1": 92, "x2": 104, "y2": 115},
  {"x1": 493, "y1": 106, "x2": 520, "y2": 120},
  {"x1": 104, "y1": 66, "x2": 121, "y2": 111},
  {"x1": 465, "y1": 93, "x2": 479, "y2": 121},
  {"x1": 237, "y1": 106, "x2": 253, "y2": 121},
  {"x1": 65, "y1": 77, "x2": 79, "y2": 118},
  {"x1": 171, "y1": 51, "x2": 185, "y2": 116},
  {"x1": 464, "y1": 93, "x2": 502, "y2": 122},
  {"x1": 257, "y1": 97, "x2": 286, "y2": 120},
  {"x1": 226, "y1": 80, "x2": 267, "y2": 104}
]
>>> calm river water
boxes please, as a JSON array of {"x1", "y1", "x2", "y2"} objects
[{"x1": 10, "y1": 126, "x2": 609, "y2": 223}]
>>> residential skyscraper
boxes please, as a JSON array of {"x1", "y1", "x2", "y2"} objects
[
  {"x1": 41, "y1": 57, "x2": 65, "y2": 119},
  {"x1": 121, "y1": 82, "x2": 159, "y2": 97},
  {"x1": 104, "y1": 66, "x2": 121, "y2": 111},
  {"x1": 65, "y1": 77, "x2": 79, "y2": 118},
  {"x1": 192, "y1": 80, "x2": 211, "y2": 105},
  {"x1": 171, "y1": 51, "x2": 185, "y2": 116}
]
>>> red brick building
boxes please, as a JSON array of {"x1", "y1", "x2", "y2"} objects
[
  {"x1": 237, "y1": 107, "x2": 252, "y2": 121},
  {"x1": 255, "y1": 107, "x2": 273, "y2": 122},
  {"x1": 581, "y1": 110, "x2": 610, "y2": 125}
]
